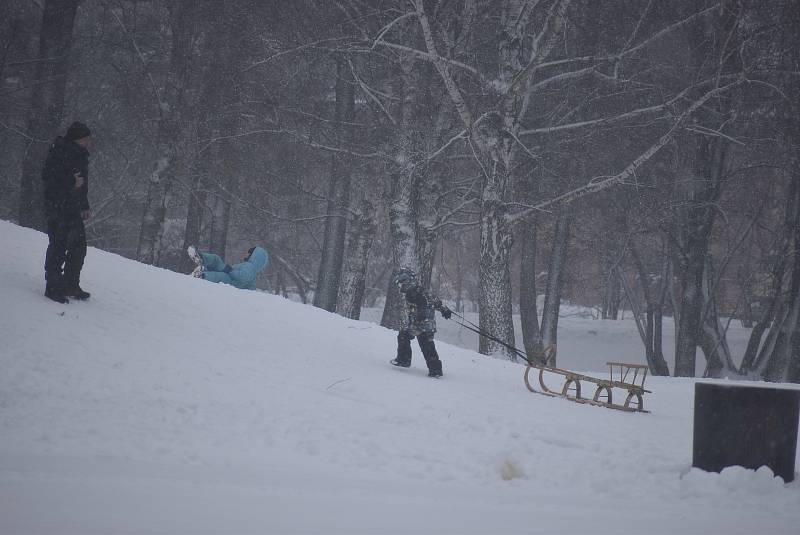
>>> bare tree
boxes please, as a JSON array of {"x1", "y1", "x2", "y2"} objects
[
  {"x1": 315, "y1": 57, "x2": 356, "y2": 312},
  {"x1": 337, "y1": 199, "x2": 376, "y2": 319},
  {"x1": 136, "y1": 2, "x2": 200, "y2": 265},
  {"x1": 17, "y1": 0, "x2": 79, "y2": 230}
]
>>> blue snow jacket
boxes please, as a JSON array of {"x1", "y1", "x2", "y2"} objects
[{"x1": 202, "y1": 247, "x2": 268, "y2": 290}]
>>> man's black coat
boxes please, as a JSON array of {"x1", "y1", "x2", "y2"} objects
[{"x1": 42, "y1": 136, "x2": 90, "y2": 220}]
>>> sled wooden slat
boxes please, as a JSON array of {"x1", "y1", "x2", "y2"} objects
[
  {"x1": 523, "y1": 358, "x2": 651, "y2": 413},
  {"x1": 606, "y1": 361, "x2": 651, "y2": 393}
]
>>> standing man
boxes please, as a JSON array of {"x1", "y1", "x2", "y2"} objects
[
  {"x1": 389, "y1": 267, "x2": 452, "y2": 378},
  {"x1": 42, "y1": 121, "x2": 92, "y2": 303}
]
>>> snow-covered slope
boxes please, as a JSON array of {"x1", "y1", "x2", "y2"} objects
[{"x1": 1, "y1": 220, "x2": 798, "y2": 535}]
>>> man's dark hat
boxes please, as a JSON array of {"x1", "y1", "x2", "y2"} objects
[{"x1": 65, "y1": 121, "x2": 91, "y2": 141}]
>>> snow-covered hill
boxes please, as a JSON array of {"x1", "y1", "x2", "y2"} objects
[{"x1": 1, "y1": 220, "x2": 798, "y2": 534}]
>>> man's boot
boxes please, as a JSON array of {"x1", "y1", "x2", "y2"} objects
[
  {"x1": 45, "y1": 286, "x2": 69, "y2": 304},
  {"x1": 65, "y1": 286, "x2": 91, "y2": 300}
]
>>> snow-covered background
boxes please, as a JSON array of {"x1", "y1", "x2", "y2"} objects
[{"x1": 1, "y1": 220, "x2": 798, "y2": 535}]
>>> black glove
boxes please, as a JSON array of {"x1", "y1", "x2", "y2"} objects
[{"x1": 441, "y1": 307, "x2": 452, "y2": 319}]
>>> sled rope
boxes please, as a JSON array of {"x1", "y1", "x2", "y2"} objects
[{"x1": 449, "y1": 311, "x2": 543, "y2": 366}]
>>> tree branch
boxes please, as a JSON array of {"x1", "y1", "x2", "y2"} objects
[
  {"x1": 105, "y1": 2, "x2": 166, "y2": 117},
  {"x1": 507, "y1": 75, "x2": 746, "y2": 225},
  {"x1": 197, "y1": 128, "x2": 384, "y2": 159}
]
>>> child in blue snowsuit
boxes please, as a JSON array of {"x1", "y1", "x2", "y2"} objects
[{"x1": 188, "y1": 246, "x2": 268, "y2": 290}]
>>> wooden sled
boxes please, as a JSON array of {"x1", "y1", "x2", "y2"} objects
[{"x1": 523, "y1": 352, "x2": 651, "y2": 413}]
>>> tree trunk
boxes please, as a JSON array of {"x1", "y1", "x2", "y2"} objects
[
  {"x1": 337, "y1": 200, "x2": 376, "y2": 320},
  {"x1": 314, "y1": 57, "x2": 355, "y2": 312},
  {"x1": 699, "y1": 256, "x2": 738, "y2": 377},
  {"x1": 454, "y1": 243, "x2": 464, "y2": 313},
  {"x1": 653, "y1": 257, "x2": 670, "y2": 373},
  {"x1": 18, "y1": 0, "x2": 79, "y2": 230},
  {"x1": 381, "y1": 169, "x2": 419, "y2": 329},
  {"x1": 739, "y1": 276, "x2": 755, "y2": 329},
  {"x1": 414, "y1": 0, "x2": 567, "y2": 358},
  {"x1": 416, "y1": 222, "x2": 437, "y2": 291},
  {"x1": 519, "y1": 221, "x2": 540, "y2": 359},
  {"x1": 381, "y1": 54, "x2": 421, "y2": 330},
  {"x1": 759, "y1": 268, "x2": 800, "y2": 382},
  {"x1": 757, "y1": 172, "x2": 800, "y2": 382},
  {"x1": 601, "y1": 245, "x2": 623, "y2": 320},
  {"x1": 538, "y1": 206, "x2": 572, "y2": 366},
  {"x1": 673, "y1": 136, "x2": 727, "y2": 377},
  {"x1": 209, "y1": 185, "x2": 233, "y2": 255},
  {"x1": 183, "y1": 187, "x2": 206, "y2": 255},
  {"x1": 630, "y1": 245, "x2": 671, "y2": 375},
  {"x1": 607, "y1": 269, "x2": 621, "y2": 320},
  {"x1": 672, "y1": 0, "x2": 740, "y2": 377},
  {"x1": 740, "y1": 182, "x2": 795, "y2": 374},
  {"x1": 478, "y1": 171, "x2": 516, "y2": 358},
  {"x1": 782, "y1": 302, "x2": 800, "y2": 384},
  {"x1": 178, "y1": 11, "x2": 239, "y2": 273},
  {"x1": 269, "y1": 251, "x2": 310, "y2": 303},
  {"x1": 136, "y1": 3, "x2": 196, "y2": 265},
  {"x1": 475, "y1": 0, "x2": 539, "y2": 359},
  {"x1": 137, "y1": 144, "x2": 177, "y2": 265},
  {"x1": 208, "y1": 107, "x2": 241, "y2": 257},
  {"x1": 672, "y1": 210, "x2": 713, "y2": 377},
  {"x1": 178, "y1": 158, "x2": 208, "y2": 273}
]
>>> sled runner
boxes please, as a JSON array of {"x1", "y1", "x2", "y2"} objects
[{"x1": 523, "y1": 352, "x2": 651, "y2": 413}]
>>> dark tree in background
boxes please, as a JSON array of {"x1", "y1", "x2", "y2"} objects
[
  {"x1": 314, "y1": 56, "x2": 356, "y2": 313},
  {"x1": 17, "y1": 0, "x2": 79, "y2": 231},
  {"x1": 2, "y1": 0, "x2": 799, "y2": 382}
]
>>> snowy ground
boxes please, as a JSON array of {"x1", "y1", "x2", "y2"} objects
[{"x1": 1, "y1": 220, "x2": 798, "y2": 535}]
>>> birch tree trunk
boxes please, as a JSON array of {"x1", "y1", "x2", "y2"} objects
[
  {"x1": 417, "y1": 0, "x2": 569, "y2": 357},
  {"x1": 416, "y1": 224, "x2": 437, "y2": 290},
  {"x1": 337, "y1": 200, "x2": 376, "y2": 320},
  {"x1": 477, "y1": 158, "x2": 516, "y2": 357},
  {"x1": 18, "y1": 0, "x2": 79, "y2": 230},
  {"x1": 473, "y1": 0, "x2": 554, "y2": 358},
  {"x1": 381, "y1": 54, "x2": 421, "y2": 330},
  {"x1": 381, "y1": 162, "x2": 419, "y2": 329}
]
